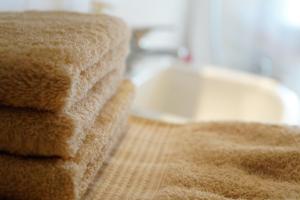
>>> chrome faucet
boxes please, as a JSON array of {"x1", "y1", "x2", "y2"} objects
[{"x1": 126, "y1": 27, "x2": 190, "y2": 73}]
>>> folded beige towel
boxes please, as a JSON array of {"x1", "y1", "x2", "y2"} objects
[
  {"x1": 86, "y1": 117, "x2": 300, "y2": 200},
  {"x1": 0, "y1": 80, "x2": 135, "y2": 200},
  {"x1": 0, "y1": 11, "x2": 130, "y2": 111},
  {"x1": 0, "y1": 67, "x2": 124, "y2": 158}
]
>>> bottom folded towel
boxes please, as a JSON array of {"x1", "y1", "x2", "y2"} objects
[{"x1": 0, "y1": 80, "x2": 135, "y2": 200}]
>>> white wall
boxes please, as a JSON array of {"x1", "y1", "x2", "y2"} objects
[
  {"x1": 103, "y1": 0, "x2": 187, "y2": 48},
  {"x1": 103, "y1": 0, "x2": 186, "y2": 27},
  {"x1": 188, "y1": 0, "x2": 300, "y2": 95},
  {"x1": 0, "y1": 0, "x2": 90, "y2": 12},
  {"x1": 188, "y1": 0, "x2": 262, "y2": 70}
]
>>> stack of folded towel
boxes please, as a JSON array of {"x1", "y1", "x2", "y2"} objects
[{"x1": 0, "y1": 11, "x2": 133, "y2": 200}]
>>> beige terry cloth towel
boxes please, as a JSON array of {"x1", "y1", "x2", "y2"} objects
[
  {"x1": 0, "y1": 80, "x2": 135, "y2": 200},
  {"x1": 0, "y1": 68, "x2": 124, "y2": 158},
  {"x1": 0, "y1": 11, "x2": 130, "y2": 111},
  {"x1": 86, "y1": 117, "x2": 300, "y2": 200}
]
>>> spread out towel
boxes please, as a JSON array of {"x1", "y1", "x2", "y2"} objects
[
  {"x1": 0, "y1": 68, "x2": 124, "y2": 158},
  {"x1": 0, "y1": 80, "x2": 135, "y2": 200},
  {"x1": 84, "y1": 117, "x2": 300, "y2": 200},
  {"x1": 0, "y1": 11, "x2": 130, "y2": 111}
]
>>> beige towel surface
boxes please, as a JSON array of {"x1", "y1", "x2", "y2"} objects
[
  {"x1": 0, "y1": 11, "x2": 130, "y2": 111},
  {"x1": 86, "y1": 117, "x2": 300, "y2": 200},
  {"x1": 0, "y1": 68, "x2": 124, "y2": 158},
  {"x1": 0, "y1": 80, "x2": 135, "y2": 200}
]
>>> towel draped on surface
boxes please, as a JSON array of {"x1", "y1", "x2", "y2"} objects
[{"x1": 85, "y1": 117, "x2": 300, "y2": 200}]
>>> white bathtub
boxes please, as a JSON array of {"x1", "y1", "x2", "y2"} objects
[{"x1": 132, "y1": 64, "x2": 300, "y2": 125}]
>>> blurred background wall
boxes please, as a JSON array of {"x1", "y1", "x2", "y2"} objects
[
  {"x1": 188, "y1": 0, "x2": 300, "y2": 95},
  {"x1": 0, "y1": 0, "x2": 299, "y2": 94}
]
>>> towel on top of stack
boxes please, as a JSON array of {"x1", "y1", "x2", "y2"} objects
[
  {"x1": 0, "y1": 11, "x2": 130, "y2": 112},
  {"x1": 0, "y1": 11, "x2": 131, "y2": 159},
  {"x1": 0, "y1": 11, "x2": 133, "y2": 200}
]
